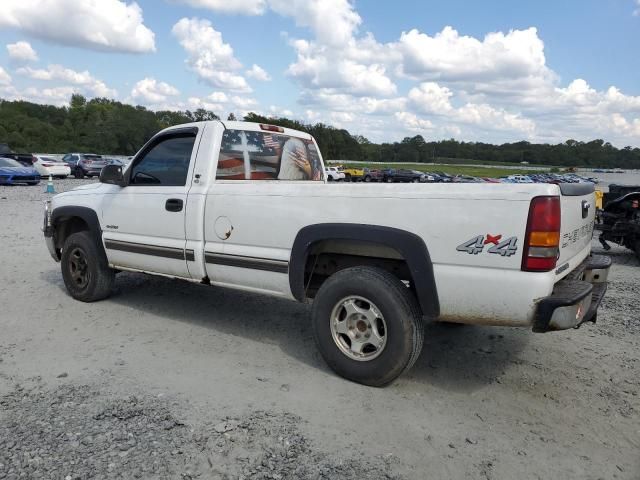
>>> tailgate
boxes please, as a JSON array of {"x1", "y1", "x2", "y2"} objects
[{"x1": 557, "y1": 183, "x2": 596, "y2": 269}]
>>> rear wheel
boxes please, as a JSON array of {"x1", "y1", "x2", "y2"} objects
[
  {"x1": 364, "y1": 175, "x2": 372, "y2": 182},
  {"x1": 344, "y1": 174, "x2": 352, "y2": 182},
  {"x1": 61, "y1": 231, "x2": 114, "y2": 302},
  {"x1": 74, "y1": 168, "x2": 85, "y2": 179},
  {"x1": 312, "y1": 266, "x2": 424, "y2": 387}
]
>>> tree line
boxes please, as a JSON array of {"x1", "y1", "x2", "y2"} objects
[{"x1": 1, "y1": 95, "x2": 639, "y2": 169}]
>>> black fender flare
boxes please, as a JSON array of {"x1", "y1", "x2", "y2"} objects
[
  {"x1": 289, "y1": 223, "x2": 440, "y2": 318},
  {"x1": 51, "y1": 206, "x2": 102, "y2": 245}
]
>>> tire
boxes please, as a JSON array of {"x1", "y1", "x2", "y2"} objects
[
  {"x1": 327, "y1": 175, "x2": 334, "y2": 182},
  {"x1": 412, "y1": 178, "x2": 419, "y2": 183},
  {"x1": 311, "y1": 266, "x2": 424, "y2": 387},
  {"x1": 386, "y1": 177, "x2": 393, "y2": 183},
  {"x1": 61, "y1": 231, "x2": 115, "y2": 302},
  {"x1": 364, "y1": 175, "x2": 371, "y2": 182},
  {"x1": 74, "y1": 168, "x2": 85, "y2": 179},
  {"x1": 344, "y1": 174, "x2": 352, "y2": 182}
]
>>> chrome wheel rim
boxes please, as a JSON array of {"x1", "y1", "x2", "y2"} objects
[
  {"x1": 330, "y1": 296, "x2": 387, "y2": 361},
  {"x1": 69, "y1": 247, "x2": 90, "y2": 289}
]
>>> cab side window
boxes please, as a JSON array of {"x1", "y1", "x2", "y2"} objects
[{"x1": 130, "y1": 133, "x2": 197, "y2": 186}]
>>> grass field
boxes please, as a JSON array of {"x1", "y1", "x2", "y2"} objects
[{"x1": 328, "y1": 161, "x2": 547, "y2": 178}]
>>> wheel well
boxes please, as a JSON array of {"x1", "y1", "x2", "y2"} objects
[
  {"x1": 54, "y1": 216, "x2": 90, "y2": 250},
  {"x1": 303, "y1": 239, "x2": 416, "y2": 302}
]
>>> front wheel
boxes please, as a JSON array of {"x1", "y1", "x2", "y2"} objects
[
  {"x1": 61, "y1": 231, "x2": 115, "y2": 302},
  {"x1": 312, "y1": 267, "x2": 424, "y2": 387}
]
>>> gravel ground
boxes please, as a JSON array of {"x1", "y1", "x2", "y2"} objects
[{"x1": 0, "y1": 177, "x2": 639, "y2": 480}]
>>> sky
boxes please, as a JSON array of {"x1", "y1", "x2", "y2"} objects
[{"x1": 0, "y1": 0, "x2": 639, "y2": 147}]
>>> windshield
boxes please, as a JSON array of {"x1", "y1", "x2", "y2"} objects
[{"x1": 0, "y1": 158, "x2": 23, "y2": 168}]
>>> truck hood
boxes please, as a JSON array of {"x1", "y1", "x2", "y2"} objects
[{"x1": 71, "y1": 182, "x2": 104, "y2": 192}]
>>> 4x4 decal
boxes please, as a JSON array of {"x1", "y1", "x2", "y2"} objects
[{"x1": 457, "y1": 234, "x2": 518, "y2": 257}]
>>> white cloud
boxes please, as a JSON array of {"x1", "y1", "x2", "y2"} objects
[
  {"x1": 397, "y1": 27, "x2": 547, "y2": 83},
  {"x1": 265, "y1": 0, "x2": 397, "y2": 98},
  {"x1": 407, "y1": 82, "x2": 453, "y2": 114},
  {"x1": 130, "y1": 78, "x2": 180, "y2": 105},
  {"x1": 0, "y1": 67, "x2": 12, "y2": 85},
  {"x1": 187, "y1": 91, "x2": 259, "y2": 116},
  {"x1": 0, "y1": 0, "x2": 155, "y2": 53},
  {"x1": 6, "y1": 41, "x2": 38, "y2": 62},
  {"x1": 16, "y1": 64, "x2": 116, "y2": 97},
  {"x1": 269, "y1": 0, "x2": 361, "y2": 46},
  {"x1": 170, "y1": 0, "x2": 267, "y2": 15},
  {"x1": 394, "y1": 112, "x2": 434, "y2": 132},
  {"x1": 634, "y1": 0, "x2": 640, "y2": 16},
  {"x1": 172, "y1": 17, "x2": 251, "y2": 92},
  {"x1": 246, "y1": 64, "x2": 271, "y2": 81},
  {"x1": 0, "y1": 85, "x2": 76, "y2": 106}
]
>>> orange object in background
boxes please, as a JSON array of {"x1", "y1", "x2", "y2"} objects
[{"x1": 595, "y1": 189, "x2": 603, "y2": 209}]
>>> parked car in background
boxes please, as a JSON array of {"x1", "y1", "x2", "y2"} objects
[
  {"x1": 63, "y1": 153, "x2": 108, "y2": 178},
  {"x1": 33, "y1": 155, "x2": 71, "y2": 178},
  {"x1": 362, "y1": 168, "x2": 385, "y2": 182},
  {"x1": 506, "y1": 175, "x2": 534, "y2": 184},
  {"x1": 105, "y1": 158, "x2": 132, "y2": 167},
  {"x1": 0, "y1": 157, "x2": 41, "y2": 185},
  {"x1": 387, "y1": 169, "x2": 427, "y2": 183},
  {"x1": 0, "y1": 143, "x2": 36, "y2": 167},
  {"x1": 432, "y1": 171, "x2": 453, "y2": 183},
  {"x1": 339, "y1": 166, "x2": 365, "y2": 182},
  {"x1": 325, "y1": 166, "x2": 346, "y2": 181}
]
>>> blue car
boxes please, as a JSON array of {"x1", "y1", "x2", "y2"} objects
[{"x1": 0, "y1": 157, "x2": 41, "y2": 185}]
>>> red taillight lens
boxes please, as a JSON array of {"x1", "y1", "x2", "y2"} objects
[
  {"x1": 522, "y1": 196, "x2": 561, "y2": 272},
  {"x1": 259, "y1": 123, "x2": 284, "y2": 133}
]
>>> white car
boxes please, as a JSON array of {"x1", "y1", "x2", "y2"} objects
[
  {"x1": 325, "y1": 166, "x2": 346, "y2": 181},
  {"x1": 33, "y1": 156, "x2": 71, "y2": 178},
  {"x1": 507, "y1": 174, "x2": 534, "y2": 183},
  {"x1": 43, "y1": 120, "x2": 611, "y2": 386}
]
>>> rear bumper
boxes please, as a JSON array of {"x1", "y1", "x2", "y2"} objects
[{"x1": 533, "y1": 255, "x2": 611, "y2": 332}]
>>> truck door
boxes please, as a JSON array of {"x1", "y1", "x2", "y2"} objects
[{"x1": 101, "y1": 126, "x2": 203, "y2": 278}]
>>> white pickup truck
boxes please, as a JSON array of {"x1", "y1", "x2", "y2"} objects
[{"x1": 43, "y1": 121, "x2": 611, "y2": 386}]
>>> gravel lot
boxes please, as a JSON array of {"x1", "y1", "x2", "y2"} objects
[{"x1": 0, "y1": 177, "x2": 638, "y2": 480}]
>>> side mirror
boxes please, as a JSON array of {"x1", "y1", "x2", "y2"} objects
[{"x1": 100, "y1": 164, "x2": 126, "y2": 187}]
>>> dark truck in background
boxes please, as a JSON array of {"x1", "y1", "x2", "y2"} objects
[
  {"x1": 0, "y1": 143, "x2": 36, "y2": 167},
  {"x1": 596, "y1": 184, "x2": 640, "y2": 260}
]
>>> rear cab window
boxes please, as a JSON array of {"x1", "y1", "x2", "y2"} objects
[{"x1": 216, "y1": 129, "x2": 323, "y2": 181}]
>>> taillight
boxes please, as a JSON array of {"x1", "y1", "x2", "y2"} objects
[
  {"x1": 259, "y1": 123, "x2": 284, "y2": 133},
  {"x1": 522, "y1": 196, "x2": 561, "y2": 272}
]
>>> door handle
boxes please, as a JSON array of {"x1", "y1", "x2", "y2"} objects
[{"x1": 165, "y1": 198, "x2": 183, "y2": 212}]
